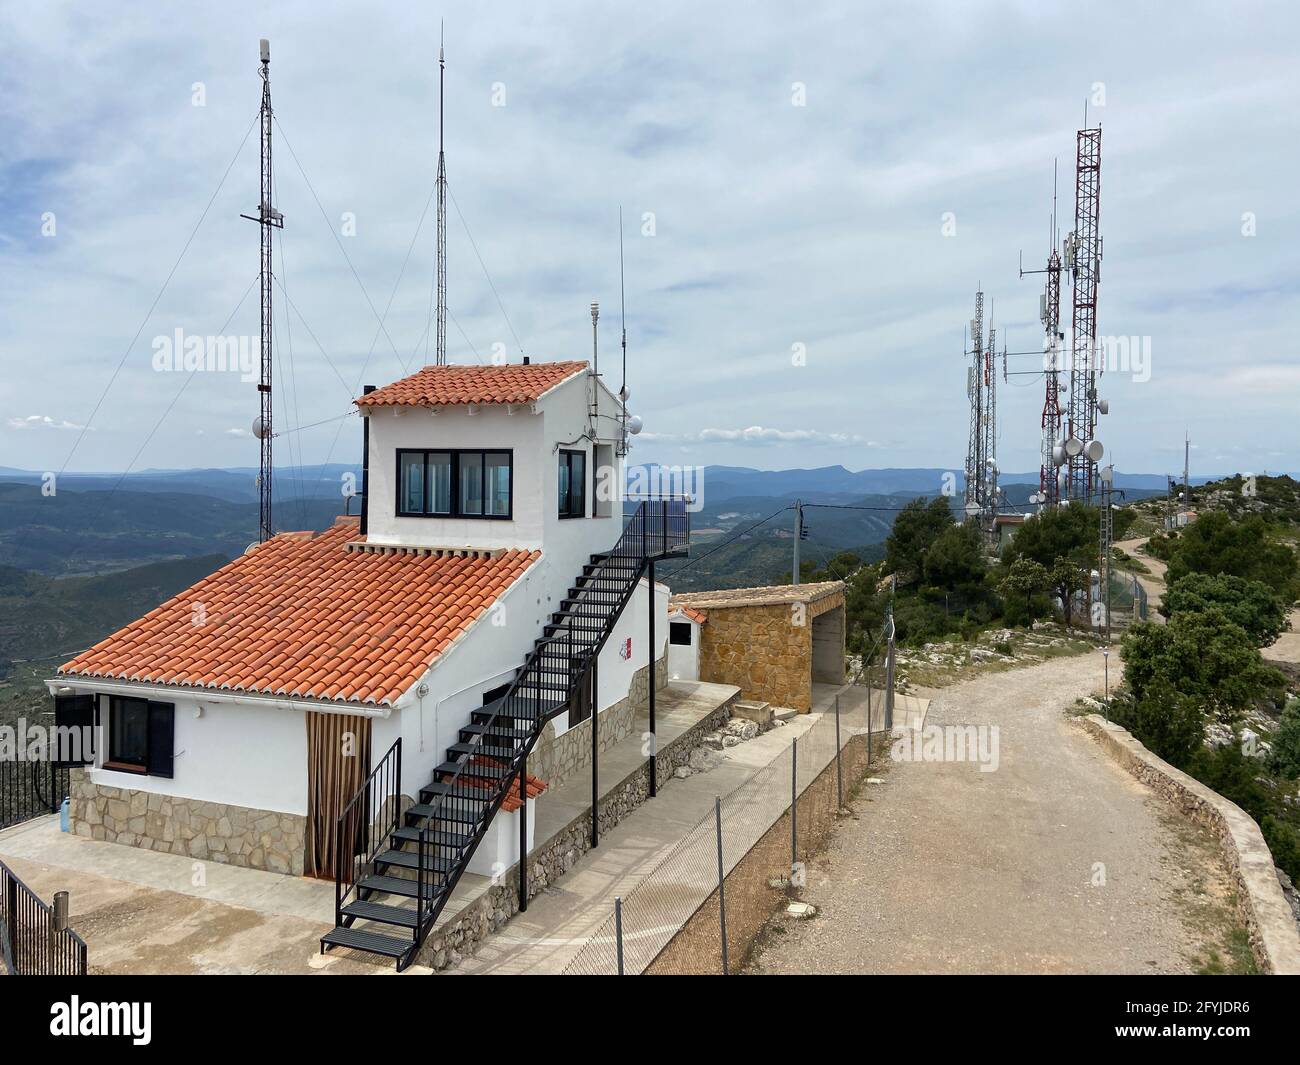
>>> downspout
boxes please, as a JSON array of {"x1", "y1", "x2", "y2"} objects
[{"x1": 359, "y1": 384, "x2": 375, "y2": 535}]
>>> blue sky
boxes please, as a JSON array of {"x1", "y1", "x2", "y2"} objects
[{"x1": 1, "y1": 1, "x2": 1297, "y2": 480}]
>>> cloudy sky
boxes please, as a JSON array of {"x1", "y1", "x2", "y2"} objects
[{"x1": 1, "y1": 1, "x2": 1297, "y2": 481}]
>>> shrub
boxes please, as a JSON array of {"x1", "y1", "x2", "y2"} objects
[
  {"x1": 1160, "y1": 572, "x2": 1288, "y2": 647},
  {"x1": 1269, "y1": 698, "x2": 1300, "y2": 781}
]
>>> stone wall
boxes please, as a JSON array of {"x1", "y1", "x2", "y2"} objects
[
  {"x1": 415, "y1": 690, "x2": 735, "y2": 971},
  {"x1": 697, "y1": 603, "x2": 813, "y2": 711},
  {"x1": 1078, "y1": 714, "x2": 1300, "y2": 976},
  {"x1": 528, "y1": 654, "x2": 666, "y2": 788},
  {"x1": 67, "y1": 769, "x2": 307, "y2": 876}
]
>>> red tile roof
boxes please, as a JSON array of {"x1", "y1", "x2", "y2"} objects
[
  {"x1": 672, "y1": 605, "x2": 708, "y2": 625},
  {"x1": 355, "y1": 361, "x2": 588, "y2": 408},
  {"x1": 59, "y1": 518, "x2": 539, "y2": 707}
]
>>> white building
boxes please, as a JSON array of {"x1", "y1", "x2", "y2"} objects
[{"x1": 51, "y1": 359, "x2": 687, "y2": 967}]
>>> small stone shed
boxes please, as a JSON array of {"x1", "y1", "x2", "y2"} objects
[{"x1": 667, "y1": 581, "x2": 846, "y2": 712}]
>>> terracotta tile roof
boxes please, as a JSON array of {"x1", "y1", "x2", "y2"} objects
[
  {"x1": 59, "y1": 518, "x2": 539, "y2": 707},
  {"x1": 671, "y1": 605, "x2": 708, "y2": 625},
  {"x1": 466, "y1": 756, "x2": 546, "y2": 812},
  {"x1": 355, "y1": 361, "x2": 588, "y2": 408}
]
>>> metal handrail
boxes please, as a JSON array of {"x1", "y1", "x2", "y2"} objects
[{"x1": 334, "y1": 737, "x2": 401, "y2": 926}]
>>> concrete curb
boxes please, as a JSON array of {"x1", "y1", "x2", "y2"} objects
[{"x1": 1078, "y1": 713, "x2": 1300, "y2": 975}]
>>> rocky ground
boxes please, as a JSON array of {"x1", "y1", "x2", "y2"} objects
[
  {"x1": 893, "y1": 622, "x2": 1097, "y2": 692},
  {"x1": 744, "y1": 652, "x2": 1255, "y2": 975}
]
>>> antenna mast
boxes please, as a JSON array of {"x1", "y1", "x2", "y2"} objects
[
  {"x1": 617, "y1": 208, "x2": 629, "y2": 456},
  {"x1": 963, "y1": 288, "x2": 985, "y2": 528},
  {"x1": 242, "y1": 39, "x2": 284, "y2": 542},
  {"x1": 435, "y1": 24, "x2": 448, "y2": 365},
  {"x1": 1065, "y1": 124, "x2": 1103, "y2": 502}
]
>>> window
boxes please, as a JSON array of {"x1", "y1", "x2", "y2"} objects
[
  {"x1": 396, "y1": 449, "x2": 510, "y2": 519},
  {"x1": 669, "y1": 621, "x2": 693, "y2": 646},
  {"x1": 106, "y1": 696, "x2": 174, "y2": 777},
  {"x1": 558, "y1": 450, "x2": 587, "y2": 519}
]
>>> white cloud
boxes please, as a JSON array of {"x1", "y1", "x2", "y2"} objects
[{"x1": 7, "y1": 414, "x2": 89, "y2": 431}]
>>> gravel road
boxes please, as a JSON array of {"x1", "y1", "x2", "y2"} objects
[{"x1": 745, "y1": 652, "x2": 1248, "y2": 974}]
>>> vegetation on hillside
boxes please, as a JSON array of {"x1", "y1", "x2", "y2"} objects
[{"x1": 1108, "y1": 501, "x2": 1300, "y2": 885}]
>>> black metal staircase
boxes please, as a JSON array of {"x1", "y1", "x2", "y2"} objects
[{"x1": 320, "y1": 499, "x2": 689, "y2": 969}]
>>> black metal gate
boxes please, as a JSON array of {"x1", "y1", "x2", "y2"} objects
[{"x1": 0, "y1": 859, "x2": 87, "y2": 975}]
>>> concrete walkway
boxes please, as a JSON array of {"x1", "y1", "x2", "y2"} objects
[{"x1": 745, "y1": 653, "x2": 1252, "y2": 974}]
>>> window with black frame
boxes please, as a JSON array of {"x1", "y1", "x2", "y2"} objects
[
  {"x1": 558, "y1": 449, "x2": 587, "y2": 519},
  {"x1": 105, "y1": 696, "x2": 174, "y2": 777},
  {"x1": 396, "y1": 449, "x2": 510, "y2": 519}
]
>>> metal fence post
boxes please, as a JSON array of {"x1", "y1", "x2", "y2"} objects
[
  {"x1": 885, "y1": 619, "x2": 895, "y2": 732},
  {"x1": 867, "y1": 681, "x2": 873, "y2": 763},
  {"x1": 834, "y1": 693, "x2": 843, "y2": 809},
  {"x1": 790, "y1": 737, "x2": 798, "y2": 870},
  {"x1": 615, "y1": 896, "x2": 624, "y2": 975},
  {"x1": 715, "y1": 796, "x2": 728, "y2": 975}
]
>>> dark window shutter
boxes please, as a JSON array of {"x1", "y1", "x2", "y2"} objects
[
  {"x1": 53, "y1": 694, "x2": 96, "y2": 766},
  {"x1": 146, "y1": 701, "x2": 175, "y2": 778}
]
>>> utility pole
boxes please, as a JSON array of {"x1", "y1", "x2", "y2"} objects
[
  {"x1": 792, "y1": 499, "x2": 802, "y2": 585},
  {"x1": 1183, "y1": 430, "x2": 1190, "y2": 503},
  {"x1": 241, "y1": 39, "x2": 284, "y2": 543},
  {"x1": 435, "y1": 24, "x2": 448, "y2": 366}
]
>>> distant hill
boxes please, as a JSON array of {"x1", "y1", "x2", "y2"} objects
[
  {"x1": 0, "y1": 481, "x2": 346, "y2": 575},
  {"x1": 0, "y1": 553, "x2": 227, "y2": 682}
]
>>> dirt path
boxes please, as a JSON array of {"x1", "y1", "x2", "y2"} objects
[
  {"x1": 744, "y1": 653, "x2": 1252, "y2": 974},
  {"x1": 1115, "y1": 536, "x2": 1167, "y2": 624}
]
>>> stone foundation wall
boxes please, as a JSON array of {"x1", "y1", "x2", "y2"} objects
[
  {"x1": 415, "y1": 690, "x2": 735, "y2": 971},
  {"x1": 528, "y1": 654, "x2": 666, "y2": 788},
  {"x1": 68, "y1": 769, "x2": 307, "y2": 876},
  {"x1": 697, "y1": 603, "x2": 813, "y2": 711}
]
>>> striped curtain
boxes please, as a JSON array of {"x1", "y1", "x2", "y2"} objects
[{"x1": 304, "y1": 712, "x2": 372, "y2": 879}]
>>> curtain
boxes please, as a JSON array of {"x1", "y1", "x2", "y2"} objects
[{"x1": 304, "y1": 712, "x2": 373, "y2": 879}]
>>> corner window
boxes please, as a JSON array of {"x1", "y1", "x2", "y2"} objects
[
  {"x1": 106, "y1": 696, "x2": 174, "y2": 778},
  {"x1": 559, "y1": 450, "x2": 587, "y2": 519},
  {"x1": 669, "y1": 621, "x2": 693, "y2": 646},
  {"x1": 396, "y1": 449, "x2": 510, "y2": 519}
]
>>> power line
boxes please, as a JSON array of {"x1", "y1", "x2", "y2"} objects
[
  {"x1": 59, "y1": 109, "x2": 261, "y2": 476},
  {"x1": 447, "y1": 184, "x2": 527, "y2": 360},
  {"x1": 664, "y1": 505, "x2": 791, "y2": 576}
]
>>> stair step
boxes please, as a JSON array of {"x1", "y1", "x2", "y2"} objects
[
  {"x1": 374, "y1": 848, "x2": 455, "y2": 873},
  {"x1": 447, "y1": 740, "x2": 518, "y2": 760},
  {"x1": 406, "y1": 801, "x2": 482, "y2": 826},
  {"x1": 419, "y1": 780, "x2": 496, "y2": 802},
  {"x1": 321, "y1": 925, "x2": 413, "y2": 960},
  {"x1": 460, "y1": 721, "x2": 530, "y2": 741},
  {"x1": 391, "y1": 825, "x2": 472, "y2": 849},
  {"x1": 341, "y1": 899, "x2": 421, "y2": 929},
  {"x1": 436, "y1": 759, "x2": 514, "y2": 781},
  {"x1": 356, "y1": 873, "x2": 442, "y2": 900}
]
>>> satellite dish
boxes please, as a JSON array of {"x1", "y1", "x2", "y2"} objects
[
  {"x1": 627, "y1": 414, "x2": 643, "y2": 436},
  {"x1": 252, "y1": 416, "x2": 270, "y2": 440},
  {"x1": 619, "y1": 385, "x2": 631, "y2": 402},
  {"x1": 1099, "y1": 465, "x2": 1114, "y2": 484},
  {"x1": 964, "y1": 502, "x2": 981, "y2": 517},
  {"x1": 1097, "y1": 398, "x2": 1109, "y2": 415},
  {"x1": 1051, "y1": 444, "x2": 1067, "y2": 466},
  {"x1": 1085, "y1": 439, "x2": 1104, "y2": 462},
  {"x1": 1065, "y1": 437, "x2": 1083, "y2": 457}
]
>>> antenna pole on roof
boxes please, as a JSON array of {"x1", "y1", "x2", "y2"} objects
[
  {"x1": 241, "y1": 39, "x2": 284, "y2": 543},
  {"x1": 435, "y1": 22, "x2": 448, "y2": 366},
  {"x1": 618, "y1": 207, "x2": 629, "y2": 456}
]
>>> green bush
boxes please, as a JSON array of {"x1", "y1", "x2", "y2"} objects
[
  {"x1": 1269, "y1": 698, "x2": 1300, "y2": 781},
  {"x1": 1109, "y1": 685, "x2": 1206, "y2": 769},
  {"x1": 1261, "y1": 815, "x2": 1300, "y2": 885},
  {"x1": 1120, "y1": 608, "x2": 1286, "y2": 725},
  {"x1": 1160, "y1": 572, "x2": 1289, "y2": 647}
]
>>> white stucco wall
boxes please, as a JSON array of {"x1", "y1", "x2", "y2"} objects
[
  {"x1": 85, "y1": 692, "x2": 310, "y2": 815},
  {"x1": 666, "y1": 614, "x2": 701, "y2": 682}
]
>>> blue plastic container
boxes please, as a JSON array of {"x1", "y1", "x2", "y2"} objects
[{"x1": 60, "y1": 797, "x2": 71, "y2": 833}]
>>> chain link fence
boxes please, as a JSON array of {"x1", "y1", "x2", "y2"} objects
[{"x1": 563, "y1": 623, "x2": 894, "y2": 975}]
